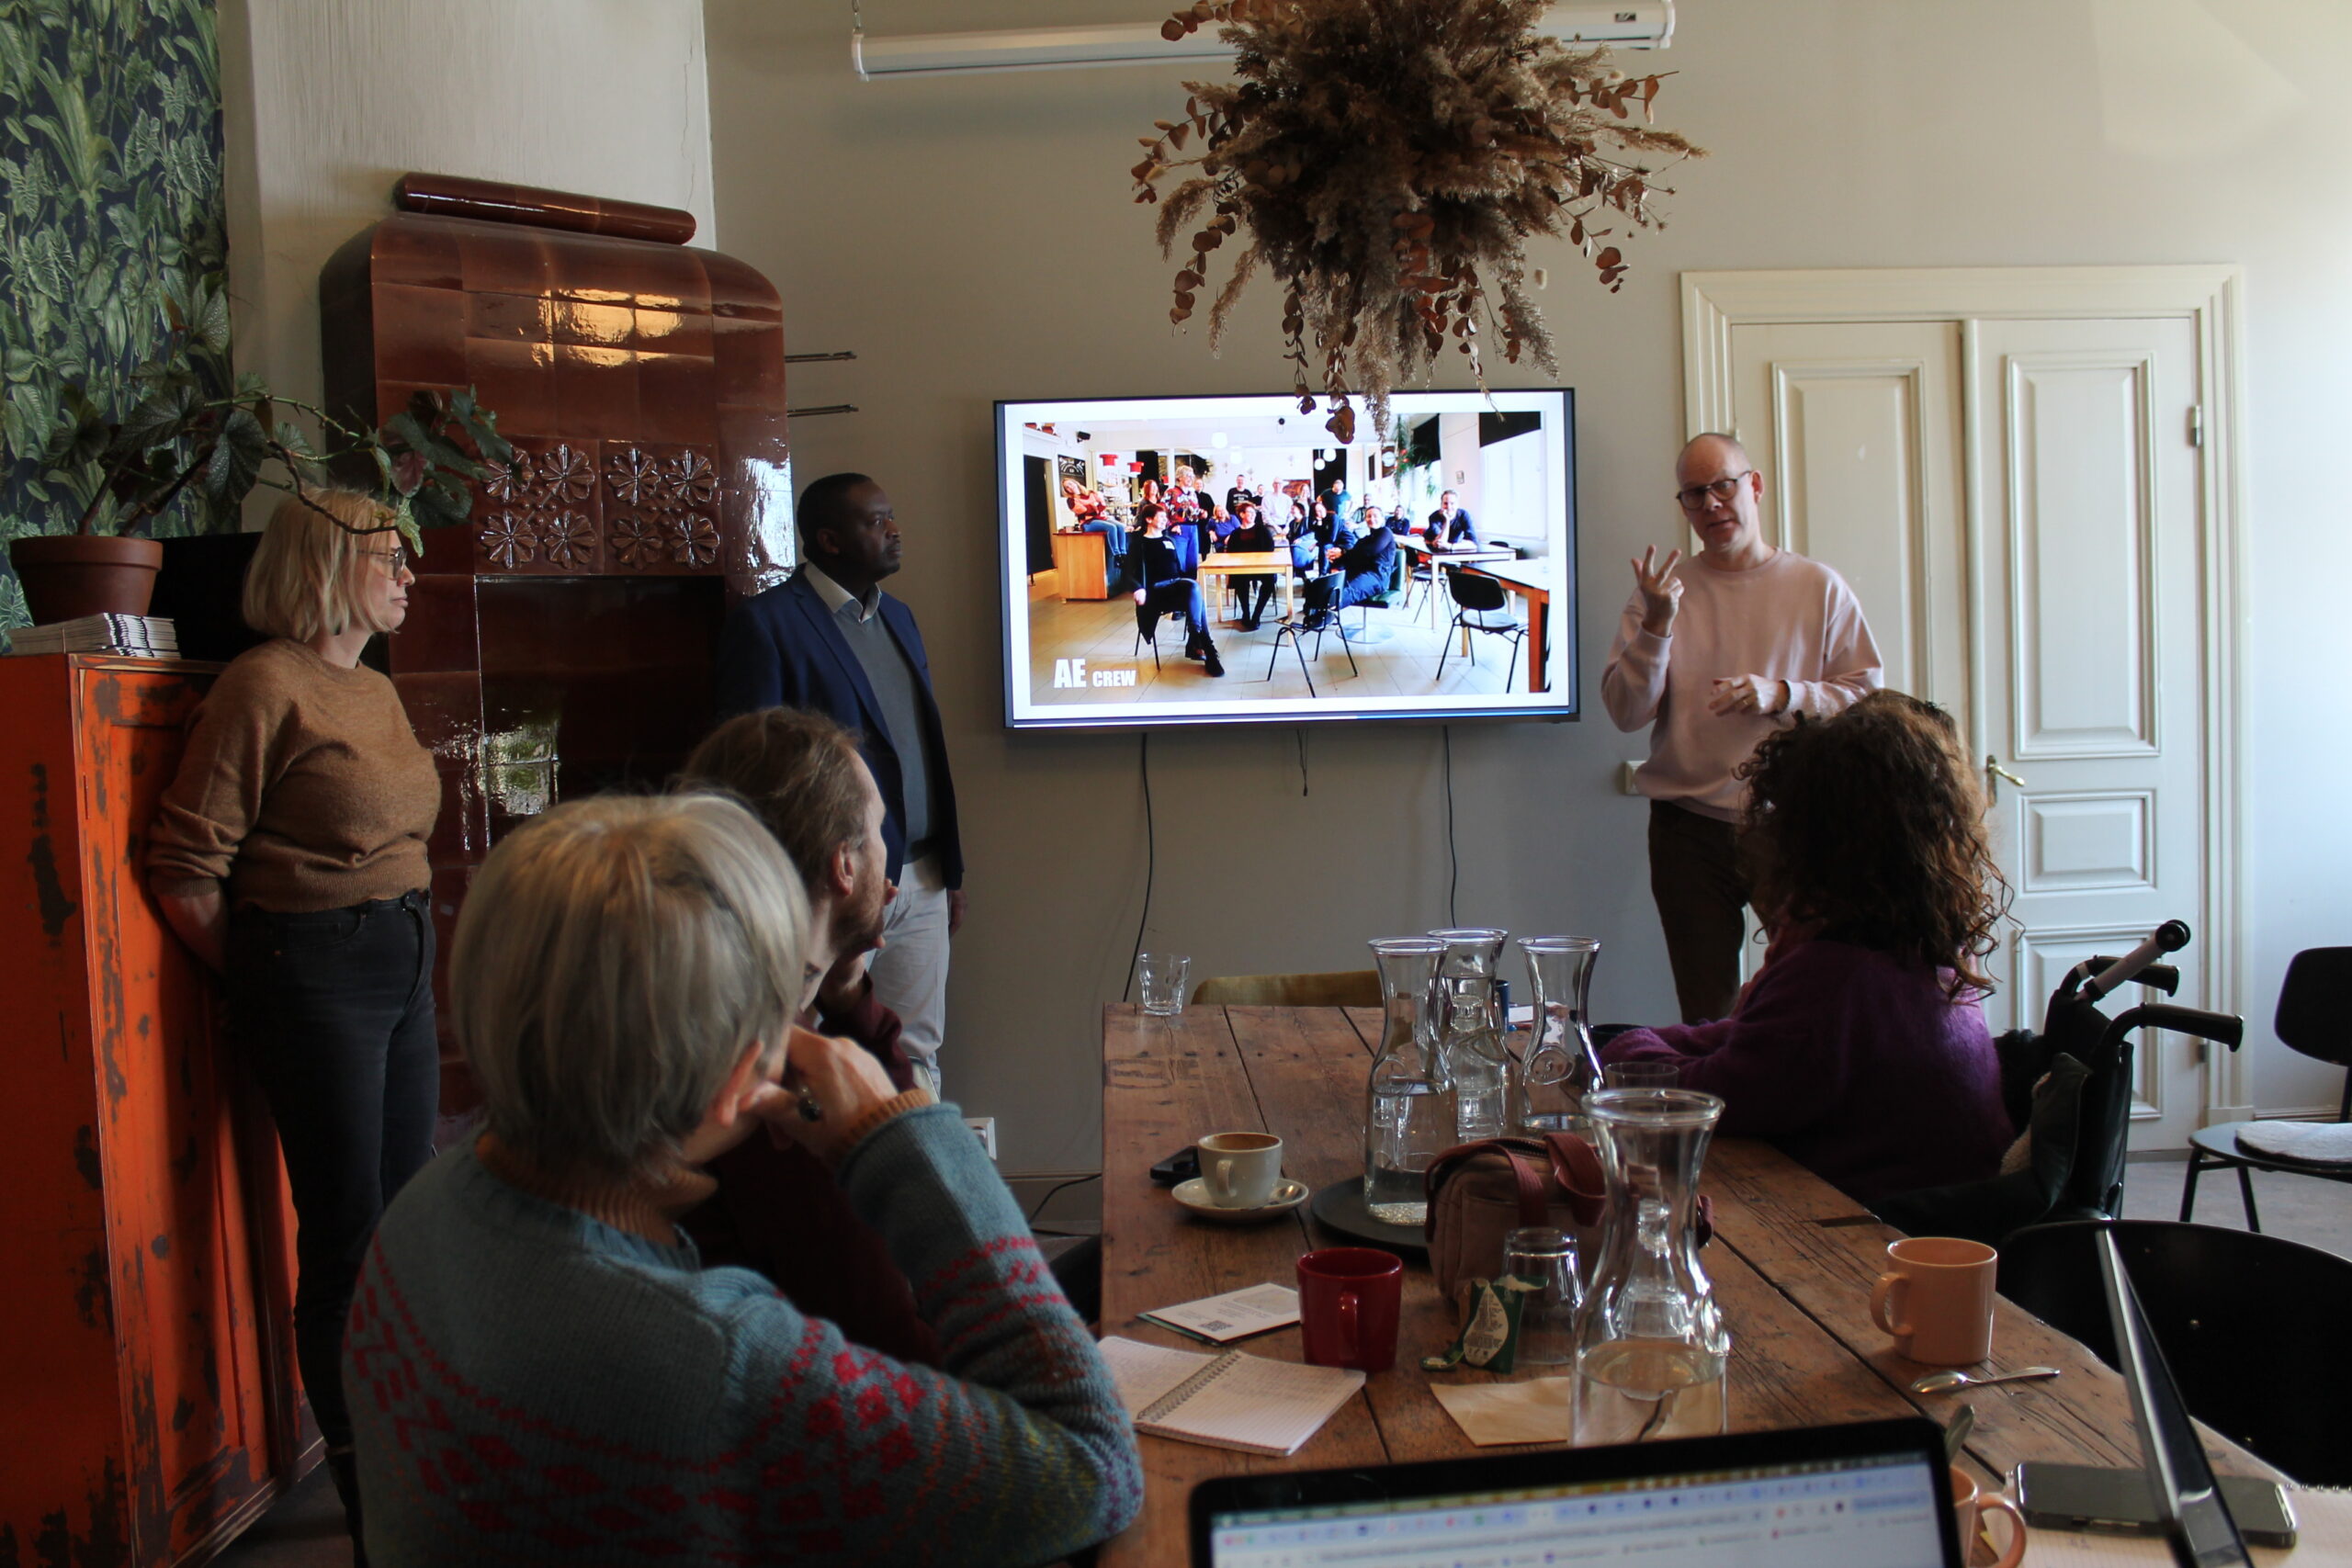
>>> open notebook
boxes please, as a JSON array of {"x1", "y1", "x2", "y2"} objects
[{"x1": 1100, "y1": 1336, "x2": 1362, "y2": 1456}]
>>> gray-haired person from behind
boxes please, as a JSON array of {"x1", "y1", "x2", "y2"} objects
[{"x1": 339, "y1": 793, "x2": 1140, "y2": 1566}]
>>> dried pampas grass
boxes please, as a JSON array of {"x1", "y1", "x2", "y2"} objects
[{"x1": 1134, "y1": 0, "x2": 1703, "y2": 442}]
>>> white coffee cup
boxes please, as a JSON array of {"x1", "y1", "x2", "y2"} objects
[{"x1": 1199, "y1": 1132, "x2": 1283, "y2": 1208}]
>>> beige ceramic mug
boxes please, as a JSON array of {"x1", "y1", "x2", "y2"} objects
[
  {"x1": 1949, "y1": 1466, "x2": 2029, "y2": 1568},
  {"x1": 1198, "y1": 1132, "x2": 1283, "y2": 1208},
  {"x1": 1871, "y1": 1236, "x2": 1997, "y2": 1364}
]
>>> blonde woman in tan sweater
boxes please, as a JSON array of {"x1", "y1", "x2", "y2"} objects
[{"x1": 148, "y1": 489, "x2": 438, "y2": 1559}]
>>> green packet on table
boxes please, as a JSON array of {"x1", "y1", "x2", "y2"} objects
[{"x1": 1421, "y1": 1276, "x2": 1536, "y2": 1375}]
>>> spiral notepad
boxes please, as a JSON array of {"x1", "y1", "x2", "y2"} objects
[{"x1": 1099, "y1": 1336, "x2": 1363, "y2": 1456}]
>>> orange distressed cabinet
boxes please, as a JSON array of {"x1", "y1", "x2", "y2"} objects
[{"x1": 0, "y1": 655, "x2": 310, "y2": 1566}]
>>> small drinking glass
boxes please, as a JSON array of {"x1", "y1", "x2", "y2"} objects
[
  {"x1": 1136, "y1": 953, "x2": 1190, "y2": 1016},
  {"x1": 1504, "y1": 1224, "x2": 1581, "y2": 1366},
  {"x1": 1603, "y1": 1061, "x2": 1679, "y2": 1090}
]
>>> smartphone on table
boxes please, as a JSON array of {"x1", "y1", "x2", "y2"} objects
[{"x1": 2016, "y1": 1461, "x2": 2298, "y2": 1549}]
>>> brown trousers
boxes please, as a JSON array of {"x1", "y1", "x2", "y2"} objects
[{"x1": 1647, "y1": 799, "x2": 1753, "y2": 1024}]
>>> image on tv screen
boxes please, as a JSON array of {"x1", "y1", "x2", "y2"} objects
[{"x1": 997, "y1": 390, "x2": 1577, "y2": 730}]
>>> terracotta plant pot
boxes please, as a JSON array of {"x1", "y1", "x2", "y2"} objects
[{"x1": 10, "y1": 535, "x2": 165, "y2": 625}]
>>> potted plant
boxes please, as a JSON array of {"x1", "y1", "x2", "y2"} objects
[{"x1": 11, "y1": 279, "x2": 511, "y2": 624}]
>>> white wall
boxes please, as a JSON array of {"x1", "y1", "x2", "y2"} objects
[
  {"x1": 685, "y1": 0, "x2": 2349, "y2": 1168},
  {"x1": 220, "y1": 0, "x2": 716, "y2": 415}
]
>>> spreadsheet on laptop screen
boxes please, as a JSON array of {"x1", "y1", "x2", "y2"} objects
[{"x1": 1204, "y1": 1453, "x2": 1949, "y2": 1568}]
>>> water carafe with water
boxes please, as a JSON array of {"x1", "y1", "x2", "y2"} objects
[
  {"x1": 1361, "y1": 937, "x2": 1453, "y2": 1226},
  {"x1": 1571, "y1": 1086, "x2": 1732, "y2": 1444},
  {"x1": 1514, "y1": 936, "x2": 1604, "y2": 1137},
  {"x1": 1428, "y1": 928, "x2": 1510, "y2": 1143}
]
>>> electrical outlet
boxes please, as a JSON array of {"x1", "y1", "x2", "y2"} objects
[{"x1": 965, "y1": 1116, "x2": 998, "y2": 1160}]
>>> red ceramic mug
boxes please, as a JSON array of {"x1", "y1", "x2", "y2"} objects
[{"x1": 1296, "y1": 1247, "x2": 1404, "y2": 1373}]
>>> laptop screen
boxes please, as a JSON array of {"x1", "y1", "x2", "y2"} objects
[{"x1": 1195, "y1": 1422, "x2": 1957, "y2": 1568}]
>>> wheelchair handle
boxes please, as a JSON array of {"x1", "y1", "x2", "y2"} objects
[
  {"x1": 2104, "y1": 1003, "x2": 2245, "y2": 1052},
  {"x1": 2078, "y1": 920, "x2": 2191, "y2": 1002},
  {"x1": 2081, "y1": 959, "x2": 2180, "y2": 996}
]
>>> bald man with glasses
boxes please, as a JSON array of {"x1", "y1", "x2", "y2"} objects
[{"x1": 1603, "y1": 433, "x2": 1883, "y2": 1023}]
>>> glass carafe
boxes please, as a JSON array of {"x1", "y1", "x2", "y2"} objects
[
  {"x1": 1428, "y1": 927, "x2": 1510, "y2": 1144},
  {"x1": 1514, "y1": 936, "x2": 1604, "y2": 1137},
  {"x1": 1572, "y1": 1087, "x2": 1732, "y2": 1445},
  {"x1": 1362, "y1": 938, "x2": 1454, "y2": 1226}
]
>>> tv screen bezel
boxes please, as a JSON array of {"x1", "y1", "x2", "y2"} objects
[{"x1": 994, "y1": 389, "x2": 1579, "y2": 734}]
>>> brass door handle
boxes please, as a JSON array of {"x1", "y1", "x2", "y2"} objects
[{"x1": 1984, "y1": 755, "x2": 2026, "y2": 803}]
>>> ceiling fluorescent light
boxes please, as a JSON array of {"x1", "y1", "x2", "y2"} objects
[{"x1": 854, "y1": 4, "x2": 1673, "y2": 80}]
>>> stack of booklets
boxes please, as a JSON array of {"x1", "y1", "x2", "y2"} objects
[{"x1": 6, "y1": 614, "x2": 178, "y2": 658}]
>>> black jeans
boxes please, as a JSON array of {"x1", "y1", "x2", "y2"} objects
[
  {"x1": 227, "y1": 890, "x2": 438, "y2": 1448},
  {"x1": 1234, "y1": 574, "x2": 1276, "y2": 623}
]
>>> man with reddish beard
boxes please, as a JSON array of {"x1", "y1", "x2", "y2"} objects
[
  {"x1": 673, "y1": 707, "x2": 937, "y2": 1361},
  {"x1": 1603, "y1": 433, "x2": 1883, "y2": 1025}
]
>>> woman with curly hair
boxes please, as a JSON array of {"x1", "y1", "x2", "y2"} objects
[{"x1": 1599, "y1": 691, "x2": 2014, "y2": 1204}]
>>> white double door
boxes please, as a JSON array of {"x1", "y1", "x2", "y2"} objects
[{"x1": 1718, "y1": 310, "x2": 2211, "y2": 1148}]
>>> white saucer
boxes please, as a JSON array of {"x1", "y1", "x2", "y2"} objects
[{"x1": 1171, "y1": 1177, "x2": 1311, "y2": 1224}]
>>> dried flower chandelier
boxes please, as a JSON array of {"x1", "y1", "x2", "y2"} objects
[{"x1": 1133, "y1": 0, "x2": 1703, "y2": 442}]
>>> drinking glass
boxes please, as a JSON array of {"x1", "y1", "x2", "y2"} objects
[
  {"x1": 1136, "y1": 953, "x2": 1190, "y2": 1016},
  {"x1": 1504, "y1": 1224, "x2": 1581, "y2": 1365},
  {"x1": 1603, "y1": 1061, "x2": 1679, "y2": 1091}
]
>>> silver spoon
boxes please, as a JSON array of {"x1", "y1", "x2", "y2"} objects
[{"x1": 1911, "y1": 1366, "x2": 2061, "y2": 1395}]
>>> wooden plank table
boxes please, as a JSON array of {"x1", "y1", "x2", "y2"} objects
[{"x1": 1097, "y1": 1003, "x2": 2277, "y2": 1568}]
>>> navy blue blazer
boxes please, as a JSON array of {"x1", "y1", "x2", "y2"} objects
[{"x1": 713, "y1": 568, "x2": 962, "y2": 889}]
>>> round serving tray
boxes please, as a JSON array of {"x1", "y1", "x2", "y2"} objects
[{"x1": 1307, "y1": 1178, "x2": 1428, "y2": 1256}]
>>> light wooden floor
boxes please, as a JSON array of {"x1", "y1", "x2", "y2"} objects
[{"x1": 1022, "y1": 570, "x2": 1529, "y2": 705}]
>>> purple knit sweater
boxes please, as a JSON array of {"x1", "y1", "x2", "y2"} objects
[{"x1": 1601, "y1": 939, "x2": 2012, "y2": 1205}]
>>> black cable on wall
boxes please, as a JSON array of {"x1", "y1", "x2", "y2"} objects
[{"x1": 1121, "y1": 731, "x2": 1155, "y2": 1002}]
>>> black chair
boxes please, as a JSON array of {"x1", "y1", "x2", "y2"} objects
[
  {"x1": 1997, "y1": 1220, "x2": 2352, "y2": 1485},
  {"x1": 1131, "y1": 604, "x2": 1187, "y2": 669},
  {"x1": 1434, "y1": 566, "x2": 1526, "y2": 690},
  {"x1": 2180, "y1": 946, "x2": 2352, "y2": 1230},
  {"x1": 1264, "y1": 572, "x2": 1356, "y2": 697}
]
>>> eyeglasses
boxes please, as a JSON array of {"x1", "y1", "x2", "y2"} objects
[
  {"x1": 363, "y1": 544, "x2": 411, "y2": 576},
  {"x1": 1675, "y1": 472, "x2": 1754, "y2": 511}
]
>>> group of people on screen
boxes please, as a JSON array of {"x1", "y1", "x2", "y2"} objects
[
  {"x1": 140, "y1": 434, "x2": 2021, "y2": 1564},
  {"x1": 1058, "y1": 467, "x2": 1500, "y2": 677}
]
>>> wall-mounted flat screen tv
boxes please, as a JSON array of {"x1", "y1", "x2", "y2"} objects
[{"x1": 997, "y1": 390, "x2": 1577, "y2": 730}]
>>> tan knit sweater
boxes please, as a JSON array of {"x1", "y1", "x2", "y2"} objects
[{"x1": 149, "y1": 638, "x2": 439, "y2": 912}]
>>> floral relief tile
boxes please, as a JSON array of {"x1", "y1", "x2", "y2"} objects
[
  {"x1": 477, "y1": 509, "x2": 538, "y2": 570},
  {"x1": 537, "y1": 510, "x2": 600, "y2": 572},
  {"x1": 605, "y1": 512, "x2": 665, "y2": 570},
  {"x1": 664, "y1": 511, "x2": 721, "y2": 570}
]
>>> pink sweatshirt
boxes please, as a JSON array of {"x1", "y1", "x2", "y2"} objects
[{"x1": 1601, "y1": 550, "x2": 1882, "y2": 820}]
